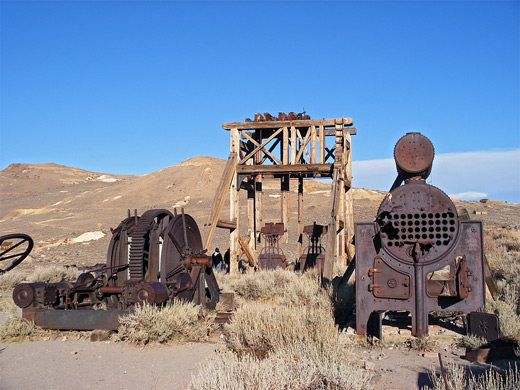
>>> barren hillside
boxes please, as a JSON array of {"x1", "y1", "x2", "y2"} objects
[{"x1": 1, "y1": 158, "x2": 518, "y2": 270}]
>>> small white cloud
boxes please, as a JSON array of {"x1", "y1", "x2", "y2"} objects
[{"x1": 449, "y1": 192, "x2": 488, "y2": 201}]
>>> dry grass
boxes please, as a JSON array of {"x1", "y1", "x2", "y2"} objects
[
  {"x1": 192, "y1": 268, "x2": 369, "y2": 389},
  {"x1": 424, "y1": 362, "x2": 520, "y2": 390},
  {"x1": 0, "y1": 314, "x2": 37, "y2": 342},
  {"x1": 189, "y1": 341, "x2": 370, "y2": 390},
  {"x1": 115, "y1": 301, "x2": 216, "y2": 345},
  {"x1": 0, "y1": 270, "x2": 27, "y2": 289},
  {"x1": 405, "y1": 336, "x2": 438, "y2": 352},
  {"x1": 223, "y1": 300, "x2": 336, "y2": 359},
  {"x1": 27, "y1": 265, "x2": 81, "y2": 283},
  {"x1": 484, "y1": 227, "x2": 520, "y2": 339}
]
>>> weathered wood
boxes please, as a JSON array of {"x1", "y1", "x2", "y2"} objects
[
  {"x1": 297, "y1": 177, "x2": 304, "y2": 260},
  {"x1": 238, "y1": 234, "x2": 255, "y2": 267},
  {"x1": 216, "y1": 219, "x2": 237, "y2": 229},
  {"x1": 241, "y1": 130, "x2": 282, "y2": 165},
  {"x1": 311, "y1": 125, "x2": 317, "y2": 164},
  {"x1": 344, "y1": 133, "x2": 354, "y2": 261},
  {"x1": 223, "y1": 118, "x2": 354, "y2": 130},
  {"x1": 290, "y1": 126, "x2": 297, "y2": 164},
  {"x1": 281, "y1": 175, "x2": 289, "y2": 243},
  {"x1": 295, "y1": 128, "x2": 312, "y2": 163},
  {"x1": 282, "y1": 126, "x2": 289, "y2": 165},
  {"x1": 239, "y1": 127, "x2": 283, "y2": 165},
  {"x1": 236, "y1": 163, "x2": 333, "y2": 175},
  {"x1": 202, "y1": 153, "x2": 237, "y2": 251},
  {"x1": 247, "y1": 181, "x2": 256, "y2": 258},
  {"x1": 255, "y1": 176, "x2": 262, "y2": 243},
  {"x1": 324, "y1": 167, "x2": 341, "y2": 283},
  {"x1": 319, "y1": 125, "x2": 325, "y2": 164},
  {"x1": 230, "y1": 128, "x2": 240, "y2": 274}
]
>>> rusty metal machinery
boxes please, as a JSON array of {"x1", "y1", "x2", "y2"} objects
[
  {"x1": 13, "y1": 209, "x2": 220, "y2": 330},
  {"x1": 298, "y1": 223, "x2": 327, "y2": 272},
  {"x1": 257, "y1": 223, "x2": 287, "y2": 270},
  {"x1": 0, "y1": 234, "x2": 33, "y2": 274},
  {"x1": 355, "y1": 133, "x2": 485, "y2": 337}
]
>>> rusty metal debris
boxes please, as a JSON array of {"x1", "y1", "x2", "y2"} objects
[
  {"x1": 298, "y1": 223, "x2": 327, "y2": 272},
  {"x1": 245, "y1": 111, "x2": 311, "y2": 122},
  {"x1": 257, "y1": 223, "x2": 287, "y2": 270},
  {"x1": 355, "y1": 133, "x2": 487, "y2": 337},
  {"x1": 13, "y1": 209, "x2": 220, "y2": 330},
  {"x1": 0, "y1": 233, "x2": 33, "y2": 274},
  {"x1": 467, "y1": 311, "x2": 500, "y2": 342}
]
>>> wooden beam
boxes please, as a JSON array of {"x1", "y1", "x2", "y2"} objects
[
  {"x1": 282, "y1": 126, "x2": 289, "y2": 165},
  {"x1": 216, "y1": 219, "x2": 237, "y2": 229},
  {"x1": 295, "y1": 128, "x2": 312, "y2": 163},
  {"x1": 319, "y1": 125, "x2": 325, "y2": 164},
  {"x1": 202, "y1": 153, "x2": 237, "y2": 251},
  {"x1": 229, "y1": 128, "x2": 240, "y2": 274},
  {"x1": 236, "y1": 163, "x2": 333, "y2": 175},
  {"x1": 290, "y1": 126, "x2": 297, "y2": 165},
  {"x1": 311, "y1": 125, "x2": 317, "y2": 164},
  {"x1": 297, "y1": 177, "x2": 304, "y2": 261},
  {"x1": 223, "y1": 118, "x2": 354, "y2": 130},
  {"x1": 240, "y1": 130, "x2": 282, "y2": 165}
]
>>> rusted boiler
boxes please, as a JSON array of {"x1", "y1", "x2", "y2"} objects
[{"x1": 355, "y1": 133, "x2": 485, "y2": 337}]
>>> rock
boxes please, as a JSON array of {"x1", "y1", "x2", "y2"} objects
[
  {"x1": 90, "y1": 330, "x2": 112, "y2": 342},
  {"x1": 422, "y1": 352, "x2": 438, "y2": 358},
  {"x1": 399, "y1": 328, "x2": 412, "y2": 336},
  {"x1": 364, "y1": 361, "x2": 376, "y2": 370}
]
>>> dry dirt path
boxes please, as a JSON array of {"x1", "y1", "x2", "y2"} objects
[{"x1": 0, "y1": 339, "x2": 217, "y2": 390}]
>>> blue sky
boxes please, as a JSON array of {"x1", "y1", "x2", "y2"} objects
[{"x1": 1, "y1": 1, "x2": 519, "y2": 202}]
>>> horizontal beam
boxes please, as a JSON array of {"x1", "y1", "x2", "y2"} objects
[
  {"x1": 236, "y1": 163, "x2": 333, "y2": 175},
  {"x1": 216, "y1": 219, "x2": 237, "y2": 230},
  {"x1": 223, "y1": 118, "x2": 354, "y2": 130}
]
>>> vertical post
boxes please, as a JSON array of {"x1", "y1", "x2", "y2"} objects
[
  {"x1": 281, "y1": 175, "x2": 289, "y2": 243},
  {"x1": 290, "y1": 126, "x2": 297, "y2": 165},
  {"x1": 247, "y1": 181, "x2": 256, "y2": 260},
  {"x1": 311, "y1": 125, "x2": 317, "y2": 164},
  {"x1": 297, "y1": 177, "x2": 304, "y2": 261},
  {"x1": 319, "y1": 125, "x2": 325, "y2": 164},
  {"x1": 255, "y1": 176, "x2": 262, "y2": 243},
  {"x1": 344, "y1": 133, "x2": 354, "y2": 262},
  {"x1": 229, "y1": 128, "x2": 240, "y2": 274}
]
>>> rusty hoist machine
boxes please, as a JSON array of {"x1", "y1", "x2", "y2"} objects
[
  {"x1": 257, "y1": 223, "x2": 287, "y2": 270},
  {"x1": 13, "y1": 209, "x2": 220, "y2": 330},
  {"x1": 355, "y1": 133, "x2": 485, "y2": 337}
]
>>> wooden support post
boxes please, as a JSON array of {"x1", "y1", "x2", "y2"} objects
[
  {"x1": 229, "y1": 128, "x2": 240, "y2": 274},
  {"x1": 324, "y1": 167, "x2": 340, "y2": 283},
  {"x1": 344, "y1": 133, "x2": 354, "y2": 262},
  {"x1": 281, "y1": 175, "x2": 289, "y2": 243},
  {"x1": 255, "y1": 176, "x2": 262, "y2": 243},
  {"x1": 290, "y1": 126, "x2": 297, "y2": 165},
  {"x1": 311, "y1": 125, "x2": 317, "y2": 164},
  {"x1": 247, "y1": 179, "x2": 256, "y2": 259},
  {"x1": 297, "y1": 177, "x2": 304, "y2": 261},
  {"x1": 319, "y1": 125, "x2": 325, "y2": 164}
]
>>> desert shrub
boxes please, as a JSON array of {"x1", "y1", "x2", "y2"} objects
[
  {"x1": 216, "y1": 268, "x2": 331, "y2": 309},
  {"x1": 189, "y1": 341, "x2": 370, "y2": 390},
  {"x1": 458, "y1": 334, "x2": 489, "y2": 349},
  {"x1": 405, "y1": 336, "x2": 438, "y2": 352},
  {"x1": 27, "y1": 265, "x2": 81, "y2": 283},
  {"x1": 223, "y1": 300, "x2": 337, "y2": 359},
  {"x1": 116, "y1": 301, "x2": 216, "y2": 345},
  {"x1": 424, "y1": 362, "x2": 519, "y2": 390},
  {"x1": 484, "y1": 228, "x2": 520, "y2": 339},
  {"x1": 0, "y1": 270, "x2": 27, "y2": 289},
  {"x1": 0, "y1": 314, "x2": 36, "y2": 342}
]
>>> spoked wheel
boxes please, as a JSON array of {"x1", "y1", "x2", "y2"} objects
[
  {"x1": 0, "y1": 234, "x2": 33, "y2": 274},
  {"x1": 161, "y1": 212, "x2": 219, "y2": 309},
  {"x1": 106, "y1": 216, "x2": 138, "y2": 287}
]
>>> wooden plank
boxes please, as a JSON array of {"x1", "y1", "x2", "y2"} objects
[
  {"x1": 239, "y1": 128, "x2": 283, "y2": 165},
  {"x1": 282, "y1": 126, "x2": 289, "y2": 165},
  {"x1": 297, "y1": 178, "x2": 304, "y2": 260},
  {"x1": 236, "y1": 163, "x2": 332, "y2": 175},
  {"x1": 281, "y1": 175, "x2": 289, "y2": 243},
  {"x1": 295, "y1": 128, "x2": 312, "y2": 163},
  {"x1": 238, "y1": 235, "x2": 255, "y2": 267},
  {"x1": 229, "y1": 128, "x2": 240, "y2": 274},
  {"x1": 202, "y1": 153, "x2": 237, "y2": 251},
  {"x1": 344, "y1": 133, "x2": 354, "y2": 262},
  {"x1": 255, "y1": 176, "x2": 262, "y2": 243},
  {"x1": 247, "y1": 183, "x2": 256, "y2": 257},
  {"x1": 241, "y1": 130, "x2": 282, "y2": 165},
  {"x1": 223, "y1": 118, "x2": 354, "y2": 130},
  {"x1": 311, "y1": 125, "x2": 317, "y2": 164},
  {"x1": 319, "y1": 125, "x2": 325, "y2": 164},
  {"x1": 216, "y1": 219, "x2": 237, "y2": 229},
  {"x1": 290, "y1": 126, "x2": 297, "y2": 165},
  {"x1": 323, "y1": 167, "x2": 341, "y2": 283}
]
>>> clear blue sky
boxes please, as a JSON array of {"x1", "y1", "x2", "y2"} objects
[{"x1": 1, "y1": 1, "x2": 519, "y2": 202}]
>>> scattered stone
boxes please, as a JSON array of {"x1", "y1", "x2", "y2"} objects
[
  {"x1": 422, "y1": 352, "x2": 438, "y2": 358},
  {"x1": 399, "y1": 328, "x2": 412, "y2": 336},
  {"x1": 364, "y1": 361, "x2": 376, "y2": 370},
  {"x1": 70, "y1": 350, "x2": 78, "y2": 355},
  {"x1": 90, "y1": 330, "x2": 112, "y2": 342}
]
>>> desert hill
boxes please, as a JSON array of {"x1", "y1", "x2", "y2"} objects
[{"x1": 1, "y1": 158, "x2": 518, "y2": 269}]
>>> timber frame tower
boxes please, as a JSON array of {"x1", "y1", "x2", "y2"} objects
[{"x1": 202, "y1": 117, "x2": 356, "y2": 281}]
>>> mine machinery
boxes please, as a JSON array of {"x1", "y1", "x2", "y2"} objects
[
  {"x1": 257, "y1": 222, "x2": 287, "y2": 270},
  {"x1": 13, "y1": 209, "x2": 220, "y2": 330},
  {"x1": 354, "y1": 133, "x2": 486, "y2": 337},
  {"x1": 298, "y1": 223, "x2": 327, "y2": 272},
  {"x1": 0, "y1": 233, "x2": 33, "y2": 274}
]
